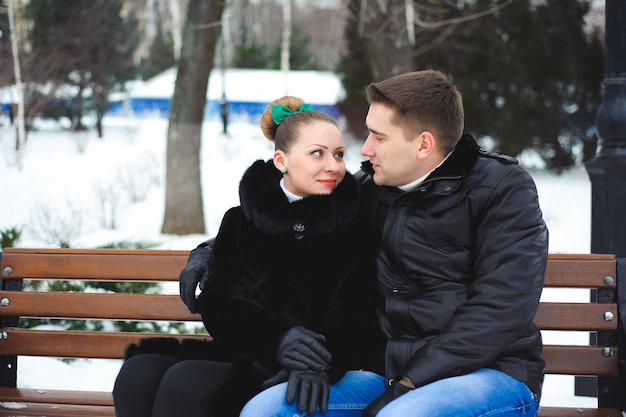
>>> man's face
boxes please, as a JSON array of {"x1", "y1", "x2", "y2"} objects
[{"x1": 361, "y1": 102, "x2": 423, "y2": 187}]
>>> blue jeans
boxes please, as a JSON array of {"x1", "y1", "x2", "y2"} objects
[
  {"x1": 239, "y1": 368, "x2": 539, "y2": 417},
  {"x1": 376, "y1": 369, "x2": 539, "y2": 417},
  {"x1": 240, "y1": 370, "x2": 385, "y2": 417}
]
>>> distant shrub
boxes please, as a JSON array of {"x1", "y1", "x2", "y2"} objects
[
  {"x1": 94, "y1": 179, "x2": 124, "y2": 230},
  {"x1": 1, "y1": 226, "x2": 22, "y2": 248},
  {"x1": 116, "y1": 152, "x2": 161, "y2": 203},
  {"x1": 28, "y1": 200, "x2": 83, "y2": 248},
  {"x1": 98, "y1": 240, "x2": 160, "y2": 249}
]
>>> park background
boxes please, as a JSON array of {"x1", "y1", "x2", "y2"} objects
[{"x1": 1, "y1": 0, "x2": 608, "y2": 235}]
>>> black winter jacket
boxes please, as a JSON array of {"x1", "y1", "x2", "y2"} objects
[
  {"x1": 198, "y1": 159, "x2": 383, "y2": 383},
  {"x1": 360, "y1": 135, "x2": 548, "y2": 397}
]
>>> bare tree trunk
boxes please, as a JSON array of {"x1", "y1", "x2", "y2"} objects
[
  {"x1": 8, "y1": 0, "x2": 25, "y2": 170},
  {"x1": 161, "y1": 0, "x2": 225, "y2": 235},
  {"x1": 168, "y1": 0, "x2": 183, "y2": 61},
  {"x1": 280, "y1": 0, "x2": 292, "y2": 95},
  {"x1": 361, "y1": 0, "x2": 414, "y2": 80}
]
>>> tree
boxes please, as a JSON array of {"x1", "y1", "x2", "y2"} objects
[
  {"x1": 6, "y1": 0, "x2": 26, "y2": 168},
  {"x1": 336, "y1": 0, "x2": 374, "y2": 140},
  {"x1": 224, "y1": 0, "x2": 343, "y2": 71},
  {"x1": 271, "y1": 25, "x2": 321, "y2": 70},
  {"x1": 0, "y1": 0, "x2": 12, "y2": 86},
  {"x1": 135, "y1": 0, "x2": 187, "y2": 81},
  {"x1": 232, "y1": 34, "x2": 273, "y2": 69},
  {"x1": 337, "y1": 0, "x2": 507, "y2": 139},
  {"x1": 142, "y1": 29, "x2": 176, "y2": 80},
  {"x1": 438, "y1": 0, "x2": 604, "y2": 172},
  {"x1": 231, "y1": 21, "x2": 320, "y2": 70},
  {"x1": 161, "y1": 0, "x2": 225, "y2": 235},
  {"x1": 356, "y1": 0, "x2": 415, "y2": 81},
  {"x1": 337, "y1": 0, "x2": 603, "y2": 170},
  {"x1": 25, "y1": 0, "x2": 139, "y2": 137}
]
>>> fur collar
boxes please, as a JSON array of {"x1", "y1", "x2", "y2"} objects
[{"x1": 238, "y1": 160, "x2": 361, "y2": 238}]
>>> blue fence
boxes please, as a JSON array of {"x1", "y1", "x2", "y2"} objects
[{"x1": 108, "y1": 98, "x2": 340, "y2": 123}]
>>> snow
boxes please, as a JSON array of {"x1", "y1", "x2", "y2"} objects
[
  {"x1": 0, "y1": 401, "x2": 28, "y2": 410},
  {"x1": 129, "y1": 68, "x2": 345, "y2": 104},
  {"x1": 0, "y1": 103, "x2": 598, "y2": 408}
]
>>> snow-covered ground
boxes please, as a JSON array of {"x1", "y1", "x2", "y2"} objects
[{"x1": 0, "y1": 111, "x2": 597, "y2": 408}]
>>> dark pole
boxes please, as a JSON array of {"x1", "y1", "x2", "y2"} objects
[
  {"x1": 219, "y1": 29, "x2": 228, "y2": 136},
  {"x1": 585, "y1": 0, "x2": 626, "y2": 257},
  {"x1": 583, "y1": 1, "x2": 626, "y2": 410}
]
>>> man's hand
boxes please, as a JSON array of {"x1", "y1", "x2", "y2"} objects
[
  {"x1": 286, "y1": 369, "x2": 330, "y2": 415},
  {"x1": 362, "y1": 379, "x2": 412, "y2": 417},
  {"x1": 179, "y1": 241, "x2": 213, "y2": 314},
  {"x1": 276, "y1": 327, "x2": 332, "y2": 372}
]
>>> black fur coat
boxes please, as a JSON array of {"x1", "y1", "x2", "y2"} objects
[{"x1": 197, "y1": 159, "x2": 382, "y2": 382}]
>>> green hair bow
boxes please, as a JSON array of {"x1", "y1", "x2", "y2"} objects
[{"x1": 271, "y1": 103, "x2": 314, "y2": 125}]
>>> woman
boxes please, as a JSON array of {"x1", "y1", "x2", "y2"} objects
[{"x1": 113, "y1": 96, "x2": 384, "y2": 417}]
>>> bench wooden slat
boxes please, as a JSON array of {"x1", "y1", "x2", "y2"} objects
[
  {"x1": 543, "y1": 254, "x2": 616, "y2": 289},
  {"x1": 0, "y1": 387, "x2": 619, "y2": 417},
  {"x1": 0, "y1": 389, "x2": 619, "y2": 417},
  {"x1": 2, "y1": 251, "x2": 616, "y2": 287},
  {"x1": 0, "y1": 402, "x2": 114, "y2": 416},
  {"x1": 0, "y1": 291, "x2": 201, "y2": 322},
  {"x1": 0, "y1": 327, "x2": 615, "y2": 377},
  {"x1": 538, "y1": 407, "x2": 621, "y2": 417},
  {"x1": 0, "y1": 291, "x2": 617, "y2": 332},
  {"x1": 0, "y1": 249, "x2": 190, "y2": 281},
  {"x1": 543, "y1": 345, "x2": 618, "y2": 376},
  {"x1": 0, "y1": 329, "x2": 212, "y2": 359},
  {"x1": 0, "y1": 387, "x2": 112, "y2": 406},
  {"x1": 534, "y1": 302, "x2": 618, "y2": 331}
]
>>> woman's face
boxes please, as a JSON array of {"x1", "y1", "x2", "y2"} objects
[{"x1": 274, "y1": 120, "x2": 346, "y2": 197}]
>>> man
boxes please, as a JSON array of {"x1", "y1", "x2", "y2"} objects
[{"x1": 181, "y1": 69, "x2": 548, "y2": 417}]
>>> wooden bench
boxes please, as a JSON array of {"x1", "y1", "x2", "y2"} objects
[{"x1": 0, "y1": 248, "x2": 624, "y2": 417}]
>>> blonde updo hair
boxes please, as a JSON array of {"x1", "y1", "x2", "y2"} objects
[{"x1": 260, "y1": 96, "x2": 339, "y2": 153}]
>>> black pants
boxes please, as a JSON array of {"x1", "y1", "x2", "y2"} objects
[{"x1": 113, "y1": 353, "x2": 235, "y2": 417}]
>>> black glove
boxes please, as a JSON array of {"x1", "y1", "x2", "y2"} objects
[
  {"x1": 261, "y1": 368, "x2": 290, "y2": 390},
  {"x1": 277, "y1": 326, "x2": 332, "y2": 372},
  {"x1": 179, "y1": 240, "x2": 213, "y2": 314},
  {"x1": 286, "y1": 369, "x2": 330, "y2": 415},
  {"x1": 362, "y1": 379, "x2": 412, "y2": 417}
]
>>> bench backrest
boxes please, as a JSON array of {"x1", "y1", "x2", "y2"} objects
[
  {"x1": 0, "y1": 248, "x2": 624, "y2": 412},
  {"x1": 537, "y1": 253, "x2": 624, "y2": 412},
  {"x1": 0, "y1": 248, "x2": 210, "y2": 387}
]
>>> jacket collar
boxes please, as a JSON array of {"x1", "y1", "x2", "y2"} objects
[{"x1": 427, "y1": 134, "x2": 480, "y2": 181}]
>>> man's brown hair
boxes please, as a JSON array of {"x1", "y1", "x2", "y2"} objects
[{"x1": 366, "y1": 70, "x2": 464, "y2": 153}]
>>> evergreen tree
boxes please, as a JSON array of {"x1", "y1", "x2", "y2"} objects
[
  {"x1": 336, "y1": 0, "x2": 374, "y2": 140},
  {"x1": 418, "y1": 0, "x2": 603, "y2": 171},
  {"x1": 337, "y1": 0, "x2": 603, "y2": 170},
  {"x1": 142, "y1": 29, "x2": 176, "y2": 81},
  {"x1": 269, "y1": 26, "x2": 321, "y2": 70},
  {"x1": 232, "y1": 26, "x2": 320, "y2": 70},
  {"x1": 0, "y1": 0, "x2": 12, "y2": 87},
  {"x1": 232, "y1": 34, "x2": 272, "y2": 69}
]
